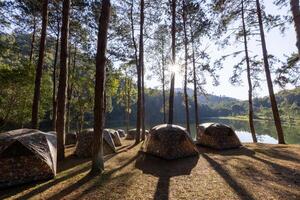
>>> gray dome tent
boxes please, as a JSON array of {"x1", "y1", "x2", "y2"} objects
[
  {"x1": 75, "y1": 129, "x2": 116, "y2": 158},
  {"x1": 143, "y1": 124, "x2": 199, "y2": 160},
  {"x1": 196, "y1": 123, "x2": 242, "y2": 150},
  {"x1": 0, "y1": 129, "x2": 57, "y2": 188},
  {"x1": 117, "y1": 129, "x2": 126, "y2": 137},
  {"x1": 105, "y1": 129, "x2": 122, "y2": 147}
]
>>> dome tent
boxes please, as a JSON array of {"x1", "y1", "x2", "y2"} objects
[
  {"x1": 105, "y1": 129, "x2": 122, "y2": 147},
  {"x1": 196, "y1": 123, "x2": 242, "y2": 150},
  {"x1": 0, "y1": 129, "x2": 57, "y2": 188},
  {"x1": 117, "y1": 129, "x2": 126, "y2": 137},
  {"x1": 75, "y1": 128, "x2": 116, "y2": 158},
  {"x1": 143, "y1": 124, "x2": 199, "y2": 160}
]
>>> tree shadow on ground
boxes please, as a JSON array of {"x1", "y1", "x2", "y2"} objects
[
  {"x1": 202, "y1": 153, "x2": 255, "y2": 200},
  {"x1": 251, "y1": 144, "x2": 300, "y2": 163},
  {"x1": 196, "y1": 145, "x2": 256, "y2": 157},
  {"x1": 47, "y1": 148, "x2": 140, "y2": 199},
  {"x1": 0, "y1": 142, "x2": 136, "y2": 200},
  {"x1": 135, "y1": 152, "x2": 199, "y2": 200}
]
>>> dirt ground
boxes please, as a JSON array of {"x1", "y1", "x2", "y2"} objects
[{"x1": 1, "y1": 139, "x2": 300, "y2": 200}]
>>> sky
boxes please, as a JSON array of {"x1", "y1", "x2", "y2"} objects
[{"x1": 145, "y1": 1, "x2": 297, "y2": 100}]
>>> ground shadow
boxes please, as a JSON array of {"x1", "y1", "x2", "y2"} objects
[
  {"x1": 0, "y1": 142, "x2": 136, "y2": 200},
  {"x1": 48, "y1": 149, "x2": 140, "y2": 199},
  {"x1": 202, "y1": 154, "x2": 255, "y2": 200},
  {"x1": 135, "y1": 152, "x2": 199, "y2": 200},
  {"x1": 196, "y1": 145, "x2": 256, "y2": 157}
]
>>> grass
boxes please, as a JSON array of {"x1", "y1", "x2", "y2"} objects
[{"x1": 1, "y1": 139, "x2": 300, "y2": 200}]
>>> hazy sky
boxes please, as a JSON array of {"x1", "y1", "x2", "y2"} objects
[{"x1": 145, "y1": 1, "x2": 297, "y2": 100}]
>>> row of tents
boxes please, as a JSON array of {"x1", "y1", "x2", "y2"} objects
[{"x1": 0, "y1": 123, "x2": 242, "y2": 188}]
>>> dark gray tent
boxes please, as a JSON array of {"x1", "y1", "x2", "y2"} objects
[
  {"x1": 75, "y1": 129, "x2": 116, "y2": 158},
  {"x1": 0, "y1": 129, "x2": 57, "y2": 188},
  {"x1": 143, "y1": 124, "x2": 199, "y2": 160},
  {"x1": 196, "y1": 123, "x2": 242, "y2": 150},
  {"x1": 117, "y1": 129, "x2": 126, "y2": 137},
  {"x1": 105, "y1": 129, "x2": 122, "y2": 147}
]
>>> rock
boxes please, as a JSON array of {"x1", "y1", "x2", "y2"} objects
[
  {"x1": 196, "y1": 123, "x2": 242, "y2": 150},
  {"x1": 117, "y1": 129, "x2": 126, "y2": 137},
  {"x1": 0, "y1": 129, "x2": 57, "y2": 188},
  {"x1": 65, "y1": 132, "x2": 77, "y2": 145},
  {"x1": 143, "y1": 124, "x2": 199, "y2": 160},
  {"x1": 75, "y1": 129, "x2": 116, "y2": 158},
  {"x1": 105, "y1": 129, "x2": 122, "y2": 147},
  {"x1": 126, "y1": 128, "x2": 149, "y2": 140}
]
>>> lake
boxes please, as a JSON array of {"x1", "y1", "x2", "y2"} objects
[{"x1": 107, "y1": 118, "x2": 300, "y2": 144}]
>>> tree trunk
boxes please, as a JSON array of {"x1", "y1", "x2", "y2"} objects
[
  {"x1": 66, "y1": 43, "x2": 72, "y2": 134},
  {"x1": 182, "y1": 0, "x2": 190, "y2": 133},
  {"x1": 66, "y1": 45, "x2": 76, "y2": 133},
  {"x1": 190, "y1": 28, "x2": 199, "y2": 130},
  {"x1": 140, "y1": 0, "x2": 145, "y2": 140},
  {"x1": 290, "y1": 0, "x2": 300, "y2": 56},
  {"x1": 31, "y1": 0, "x2": 48, "y2": 129},
  {"x1": 242, "y1": 0, "x2": 257, "y2": 143},
  {"x1": 56, "y1": 0, "x2": 71, "y2": 161},
  {"x1": 52, "y1": 19, "x2": 60, "y2": 131},
  {"x1": 162, "y1": 42, "x2": 166, "y2": 124},
  {"x1": 127, "y1": 79, "x2": 132, "y2": 133},
  {"x1": 29, "y1": 16, "x2": 36, "y2": 64},
  {"x1": 256, "y1": 0, "x2": 285, "y2": 144},
  {"x1": 168, "y1": 0, "x2": 176, "y2": 124},
  {"x1": 129, "y1": 0, "x2": 141, "y2": 143},
  {"x1": 91, "y1": 0, "x2": 111, "y2": 175}
]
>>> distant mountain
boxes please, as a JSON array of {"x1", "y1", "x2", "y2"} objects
[{"x1": 174, "y1": 88, "x2": 240, "y2": 105}]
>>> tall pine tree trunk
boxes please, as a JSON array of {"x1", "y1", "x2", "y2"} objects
[
  {"x1": 162, "y1": 43, "x2": 166, "y2": 123},
  {"x1": 140, "y1": 0, "x2": 145, "y2": 141},
  {"x1": 31, "y1": 0, "x2": 48, "y2": 129},
  {"x1": 56, "y1": 0, "x2": 71, "y2": 161},
  {"x1": 129, "y1": 0, "x2": 141, "y2": 143},
  {"x1": 290, "y1": 0, "x2": 300, "y2": 56},
  {"x1": 91, "y1": 0, "x2": 111, "y2": 175},
  {"x1": 52, "y1": 19, "x2": 60, "y2": 131},
  {"x1": 190, "y1": 28, "x2": 199, "y2": 129},
  {"x1": 182, "y1": 0, "x2": 190, "y2": 132},
  {"x1": 29, "y1": 16, "x2": 36, "y2": 64},
  {"x1": 256, "y1": 0, "x2": 285, "y2": 144},
  {"x1": 169, "y1": 0, "x2": 176, "y2": 124},
  {"x1": 242, "y1": 0, "x2": 257, "y2": 143}
]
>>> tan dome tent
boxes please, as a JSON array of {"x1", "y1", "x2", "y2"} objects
[
  {"x1": 105, "y1": 129, "x2": 122, "y2": 147},
  {"x1": 75, "y1": 129, "x2": 116, "y2": 158},
  {"x1": 0, "y1": 129, "x2": 57, "y2": 188},
  {"x1": 126, "y1": 128, "x2": 149, "y2": 140},
  {"x1": 117, "y1": 129, "x2": 126, "y2": 137},
  {"x1": 143, "y1": 124, "x2": 199, "y2": 160},
  {"x1": 196, "y1": 123, "x2": 242, "y2": 150}
]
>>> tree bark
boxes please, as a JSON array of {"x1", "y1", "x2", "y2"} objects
[
  {"x1": 256, "y1": 0, "x2": 285, "y2": 144},
  {"x1": 190, "y1": 28, "x2": 199, "y2": 130},
  {"x1": 52, "y1": 18, "x2": 60, "y2": 131},
  {"x1": 31, "y1": 0, "x2": 48, "y2": 129},
  {"x1": 162, "y1": 41, "x2": 166, "y2": 124},
  {"x1": 140, "y1": 0, "x2": 145, "y2": 141},
  {"x1": 29, "y1": 16, "x2": 36, "y2": 64},
  {"x1": 242, "y1": 0, "x2": 257, "y2": 143},
  {"x1": 168, "y1": 0, "x2": 176, "y2": 124},
  {"x1": 182, "y1": 0, "x2": 190, "y2": 133},
  {"x1": 91, "y1": 0, "x2": 111, "y2": 175},
  {"x1": 129, "y1": 0, "x2": 141, "y2": 143},
  {"x1": 56, "y1": 0, "x2": 71, "y2": 161},
  {"x1": 290, "y1": 0, "x2": 300, "y2": 56}
]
